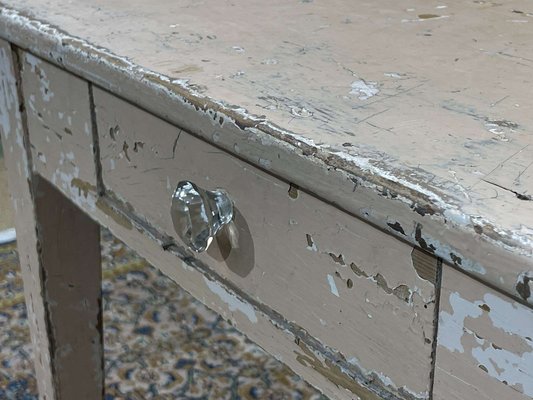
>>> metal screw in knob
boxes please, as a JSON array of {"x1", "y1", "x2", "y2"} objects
[{"x1": 171, "y1": 180, "x2": 234, "y2": 252}]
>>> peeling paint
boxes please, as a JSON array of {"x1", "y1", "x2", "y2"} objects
[
  {"x1": 439, "y1": 291, "x2": 533, "y2": 396},
  {"x1": 326, "y1": 274, "x2": 339, "y2": 297},
  {"x1": 516, "y1": 271, "x2": 532, "y2": 302},
  {"x1": 204, "y1": 276, "x2": 258, "y2": 323},
  {"x1": 350, "y1": 79, "x2": 379, "y2": 100},
  {"x1": 294, "y1": 341, "x2": 383, "y2": 400},
  {"x1": 0, "y1": 47, "x2": 17, "y2": 139},
  {"x1": 0, "y1": 3, "x2": 531, "y2": 314},
  {"x1": 24, "y1": 53, "x2": 54, "y2": 102},
  {"x1": 95, "y1": 198, "x2": 132, "y2": 230}
]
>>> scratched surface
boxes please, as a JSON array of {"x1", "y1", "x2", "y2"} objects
[
  {"x1": 0, "y1": 0, "x2": 532, "y2": 302},
  {"x1": 95, "y1": 87, "x2": 438, "y2": 399},
  {"x1": 19, "y1": 52, "x2": 97, "y2": 199},
  {"x1": 2, "y1": 0, "x2": 532, "y2": 205}
]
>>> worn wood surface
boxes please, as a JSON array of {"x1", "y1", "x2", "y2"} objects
[
  {"x1": 0, "y1": 1, "x2": 531, "y2": 304},
  {"x1": 0, "y1": 39, "x2": 103, "y2": 400},
  {"x1": 32, "y1": 176, "x2": 104, "y2": 400},
  {"x1": 95, "y1": 87, "x2": 439, "y2": 399},
  {"x1": 434, "y1": 264, "x2": 533, "y2": 400},
  {"x1": 19, "y1": 50, "x2": 97, "y2": 197},
  {"x1": 7, "y1": 47, "x2": 417, "y2": 399}
]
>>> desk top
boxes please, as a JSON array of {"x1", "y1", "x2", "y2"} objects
[{"x1": 1, "y1": 0, "x2": 532, "y2": 302}]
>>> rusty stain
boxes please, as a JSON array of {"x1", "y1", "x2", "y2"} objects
[
  {"x1": 294, "y1": 341, "x2": 383, "y2": 400},
  {"x1": 70, "y1": 178, "x2": 96, "y2": 199}
]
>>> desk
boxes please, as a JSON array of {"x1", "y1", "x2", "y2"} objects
[{"x1": 0, "y1": 1, "x2": 532, "y2": 399}]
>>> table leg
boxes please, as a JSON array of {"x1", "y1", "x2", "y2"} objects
[{"x1": 0, "y1": 39, "x2": 104, "y2": 400}]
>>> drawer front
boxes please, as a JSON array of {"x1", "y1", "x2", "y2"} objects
[
  {"x1": 434, "y1": 265, "x2": 533, "y2": 400},
  {"x1": 19, "y1": 51, "x2": 96, "y2": 202},
  {"x1": 95, "y1": 87, "x2": 438, "y2": 398}
]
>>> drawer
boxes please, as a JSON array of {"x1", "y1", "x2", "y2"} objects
[
  {"x1": 18, "y1": 51, "x2": 96, "y2": 201},
  {"x1": 434, "y1": 264, "x2": 533, "y2": 400},
  {"x1": 94, "y1": 87, "x2": 438, "y2": 399}
]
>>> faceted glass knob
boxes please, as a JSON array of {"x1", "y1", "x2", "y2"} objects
[{"x1": 171, "y1": 180, "x2": 234, "y2": 252}]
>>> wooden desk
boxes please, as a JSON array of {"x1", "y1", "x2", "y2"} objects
[{"x1": 0, "y1": 1, "x2": 531, "y2": 399}]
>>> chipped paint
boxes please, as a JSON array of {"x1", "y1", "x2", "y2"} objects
[
  {"x1": 438, "y1": 292, "x2": 483, "y2": 353},
  {"x1": 0, "y1": 47, "x2": 16, "y2": 139},
  {"x1": 438, "y1": 290, "x2": 533, "y2": 396},
  {"x1": 24, "y1": 53, "x2": 54, "y2": 102},
  {"x1": 204, "y1": 276, "x2": 258, "y2": 323},
  {"x1": 350, "y1": 79, "x2": 379, "y2": 100},
  {"x1": 516, "y1": 271, "x2": 532, "y2": 302},
  {"x1": 0, "y1": 4, "x2": 530, "y2": 308},
  {"x1": 326, "y1": 274, "x2": 339, "y2": 297},
  {"x1": 305, "y1": 233, "x2": 318, "y2": 251}
]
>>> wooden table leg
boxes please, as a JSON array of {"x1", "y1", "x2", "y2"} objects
[{"x1": 0, "y1": 39, "x2": 104, "y2": 400}]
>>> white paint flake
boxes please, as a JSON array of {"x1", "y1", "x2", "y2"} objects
[
  {"x1": 438, "y1": 292, "x2": 483, "y2": 352},
  {"x1": 25, "y1": 53, "x2": 54, "y2": 102},
  {"x1": 350, "y1": 79, "x2": 379, "y2": 100},
  {"x1": 204, "y1": 277, "x2": 258, "y2": 323},
  {"x1": 327, "y1": 274, "x2": 340, "y2": 297},
  {"x1": 439, "y1": 291, "x2": 533, "y2": 396},
  {"x1": 258, "y1": 158, "x2": 271, "y2": 169}
]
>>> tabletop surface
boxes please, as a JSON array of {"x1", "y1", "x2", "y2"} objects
[{"x1": 1, "y1": 0, "x2": 532, "y2": 264}]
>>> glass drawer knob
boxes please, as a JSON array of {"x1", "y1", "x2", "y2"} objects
[{"x1": 171, "y1": 180, "x2": 234, "y2": 252}]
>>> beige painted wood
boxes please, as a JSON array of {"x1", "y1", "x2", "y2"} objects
[
  {"x1": 10, "y1": 47, "x2": 434, "y2": 400},
  {"x1": 18, "y1": 50, "x2": 97, "y2": 194},
  {"x1": 62, "y1": 193, "x2": 388, "y2": 400},
  {"x1": 0, "y1": 39, "x2": 103, "y2": 400},
  {"x1": 95, "y1": 87, "x2": 437, "y2": 399},
  {"x1": 0, "y1": 1, "x2": 531, "y2": 305},
  {"x1": 434, "y1": 264, "x2": 533, "y2": 400}
]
